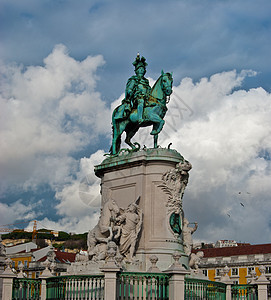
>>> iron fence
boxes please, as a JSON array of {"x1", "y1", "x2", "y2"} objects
[
  {"x1": 12, "y1": 278, "x2": 41, "y2": 300},
  {"x1": 46, "y1": 275, "x2": 104, "y2": 300},
  {"x1": 117, "y1": 272, "x2": 169, "y2": 300},
  {"x1": 231, "y1": 284, "x2": 258, "y2": 300},
  {"x1": 185, "y1": 278, "x2": 226, "y2": 300}
]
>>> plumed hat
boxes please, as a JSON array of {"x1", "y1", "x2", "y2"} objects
[{"x1": 133, "y1": 53, "x2": 148, "y2": 71}]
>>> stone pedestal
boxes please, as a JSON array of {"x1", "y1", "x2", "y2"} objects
[{"x1": 95, "y1": 148, "x2": 189, "y2": 271}]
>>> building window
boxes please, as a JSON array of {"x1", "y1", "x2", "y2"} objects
[
  {"x1": 202, "y1": 270, "x2": 208, "y2": 276},
  {"x1": 266, "y1": 266, "x2": 271, "y2": 274},
  {"x1": 36, "y1": 272, "x2": 40, "y2": 278},
  {"x1": 233, "y1": 280, "x2": 239, "y2": 285},
  {"x1": 24, "y1": 261, "x2": 28, "y2": 268},
  {"x1": 216, "y1": 269, "x2": 221, "y2": 276},
  {"x1": 248, "y1": 267, "x2": 255, "y2": 274},
  {"x1": 232, "y1": 268, "x2": 238, "y2": 276},
  {"x1": 12, "y1": 261, "x2": 15, "y2": 268}
]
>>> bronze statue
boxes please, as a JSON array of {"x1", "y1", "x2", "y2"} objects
[{"x1": 111, "y1": 54, "x2": 173, "y2": 155}]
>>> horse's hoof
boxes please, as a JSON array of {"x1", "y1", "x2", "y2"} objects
[{"x1": 150, "y1": 130, "x2": 157, "y2": 135}]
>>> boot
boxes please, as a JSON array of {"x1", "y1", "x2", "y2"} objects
[{"x1": 137, "y1": 102, "x2": 144, "y2": 124}]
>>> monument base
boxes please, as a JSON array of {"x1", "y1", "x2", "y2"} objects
[{"x1": 93, "y1": 148, "x2": 190, "y2": 271}]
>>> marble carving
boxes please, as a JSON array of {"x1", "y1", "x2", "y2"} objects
[
  {"x1": 86, "y1": 197, "x2": 142, "y2": 263},
  {"x1": 159, "y1": 160, "x2": 192, "y2": 214}
]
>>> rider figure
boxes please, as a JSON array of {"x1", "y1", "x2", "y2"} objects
[{"x1": 121, "y1": 54, "x2": 151, "y2": 123}]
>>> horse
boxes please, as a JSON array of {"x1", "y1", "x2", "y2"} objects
[
  {"x1": 87, "y1": 199, "x2": 120, "y2": 259},
  {"x1": 111, "y1": 71, "x2": 173, "y2": 155}
]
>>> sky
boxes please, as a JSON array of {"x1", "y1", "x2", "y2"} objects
[{"x1": 0, "y1": 0, "x2": 271, "y2": 245}]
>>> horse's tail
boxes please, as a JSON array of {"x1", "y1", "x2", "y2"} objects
[
  {"x1": 112, "y1": 105, "x2": 123, "y2": 133},
  {"x1": 111, "y1": 107, "x2": 117, "y2": 130}
]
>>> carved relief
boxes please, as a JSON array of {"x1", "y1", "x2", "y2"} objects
[
  {"x1": 183, "y1": 218, "x2": 198, "y2": 256},
  {"x1": 86, "y1": 197, "x2": 142, "y2": 263},
  {"x1": 159, "y1": 160, "x2": 192, "y2": 214},
  {"x1": 117, "y1": 199, "x2": 143, "y2": 262},
  {"x1": 189, "y1": 251, "x2": 204, "y2": 272}
]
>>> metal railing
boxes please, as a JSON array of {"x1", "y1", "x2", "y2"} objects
[
  {"x1": 8, "y1": 272, "x2": 264, "y2": 300},
  {"x1": 117, "y1": 272, "x2": 169, "y2": 300},
  {"x1": 12, "y1": 278, "x2": 41, "y2": 300},
  {"x1": 231, "y1": 284, "x2": 258, "y2": 300},
  {"x1": 268, "y1": 283, "x2": 271, "y2": 299},
  {"x1": 185, "y1": 278, "x2": 226, "y2": 300},
  {"x1": 46, "y1": 275, "x2": 104, "y2": 300}
]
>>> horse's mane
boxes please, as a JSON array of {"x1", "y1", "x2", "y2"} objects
[{"x1": 151, "y1": 75, "x2": 162, "y2": 92}]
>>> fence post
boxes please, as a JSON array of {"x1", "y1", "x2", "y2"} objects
[
  {"x1": 164, "y1": 251, "x2": 190, "y2": 300},
  {"x1": 219, "y1": 265, "x2": 233, "y2": 300},
  {"x1": 225, "y1": 284, "x2": 232, "y2": 300},
  {"x1": 1, "y1": 259, "x2": 17, "y2": 300},
  {"x1": 101, "y1": 266, "x2": 120, "y2": 300},
  {"x1": 256, "y1": 266, "x2": 269, "y2": 300},
  {"x1": 100, "y1": 241, "x2": 121, "y2": 300},
  {"x1": 39, "y1": 258, "x2": 53, "y2": 300}
]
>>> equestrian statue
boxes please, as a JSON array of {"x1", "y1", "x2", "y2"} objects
[{"x1": 110, "y1": 54, "x2": 173, "y2": 155}]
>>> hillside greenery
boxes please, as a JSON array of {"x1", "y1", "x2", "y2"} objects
[{"x1": 2, "y1": 230, "x2": 88, "y2": 250}]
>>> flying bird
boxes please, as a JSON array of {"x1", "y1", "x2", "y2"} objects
[
  {"x1": 227, "y1": 213, "x2": 231, "y2": 218},
  {"x1": 240, "y1": 202, "x2": 245, "y2": 207}
]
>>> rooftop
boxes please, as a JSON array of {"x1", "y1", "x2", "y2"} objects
[{"x1": 194, "y1": 243, "x2": 271, "y2": 258}]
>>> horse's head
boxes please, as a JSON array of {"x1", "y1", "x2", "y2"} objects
[
  {"x1": 107, "y1": 199, "x2": 120, "y2": 215},
  {"x1": 100, "y1": 199, "x2": 120, "y2": 228},
  {"x1": 161, "y1": 70, "x2": 173, "y2": 97}
]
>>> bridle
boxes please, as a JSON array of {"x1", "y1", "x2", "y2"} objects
[{"x1": 160, "y1": 73, "x2": 172, "y2": 104}]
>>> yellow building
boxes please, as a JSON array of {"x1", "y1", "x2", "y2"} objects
[
  {"x1": 4, "y1": 241, "x2": 76, "y2": 278},
  {"x1": 194, "y1": 243, "x2": 271, "y2": 284},
  {"x1": 5, "y1": 241, "x2": 37, "y2": 277}
]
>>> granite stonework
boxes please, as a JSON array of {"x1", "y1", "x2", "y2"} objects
[{"x1": 95, "y1": 148, "x2": 190, "y2": 271}]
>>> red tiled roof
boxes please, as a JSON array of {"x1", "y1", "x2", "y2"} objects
[
  {"x1": 194, "y1": 244, "x2": 271, "y2": 258},
  {"x1": 55, "y1": 250, "x2": 76, "y2": 263},
  {"x1": 38, "y1": 250, "x2": 76, "y2": 263}
]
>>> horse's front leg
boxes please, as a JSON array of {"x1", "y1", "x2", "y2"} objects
[
  {"x1": 114, "y1": 226, "x2": 122, "y2": 239},
  {"x1": 150, "y1": 119, "x2": 165, "y2": 135},
  {"x1": 147, "y1": 107, "x2": 165, "y2": 135},
  {"x1": 108, "y1": 226, "x2": 113, "y2": 241},
  {"x1": 154, "y1": 134, "x2": 158, "y2": 148}
]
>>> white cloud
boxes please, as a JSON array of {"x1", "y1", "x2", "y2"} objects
[
  {"x1": 0, "y1": 200, "x2": 41, "y2": 228},
  {"x1": 0, "y1": 45, "x2": 111, "y2": 195},
  {"x1": 159, "y1": 71, "x2": 271, "y2": 244},
  {"x1": 26, "y1": 214, "x2": 100, "y2": 234},
  {"x1": 55, "y1": 150, "x2": 105, "y2": 218}
]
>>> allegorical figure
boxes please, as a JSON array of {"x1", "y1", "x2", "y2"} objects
[
  {"x1": 189, "y1": 251, "x2": 204, "y2": 271},
  {"x1": 182, "y1": 218, "x2": 198, "y2": 256},
  {"x1": 115, "y1": 54, "x2": 151, "y2": 123},
  {"x1": 117, "y1": 202, "x2": 143, "y2": 262}
]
